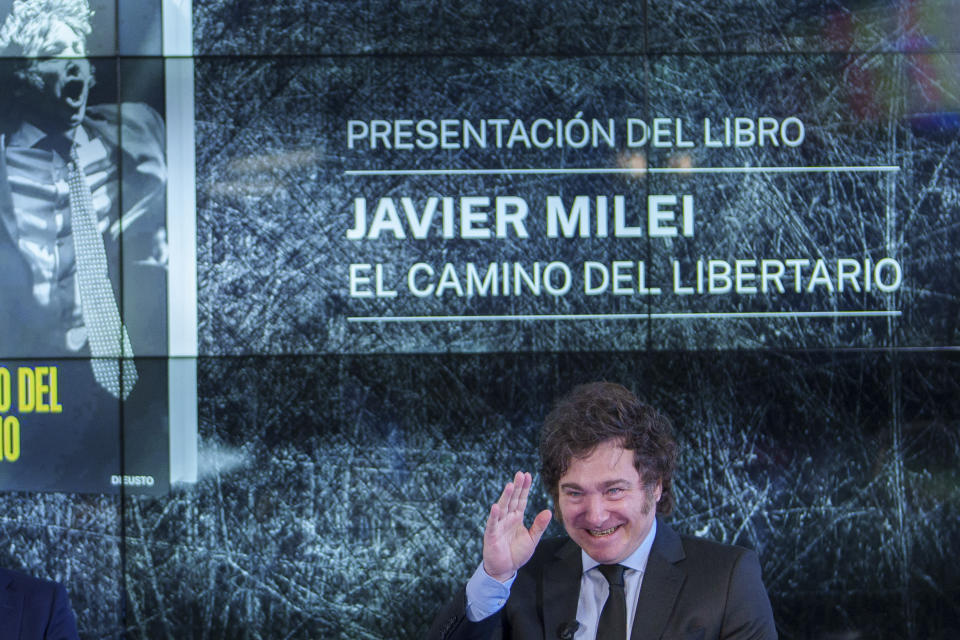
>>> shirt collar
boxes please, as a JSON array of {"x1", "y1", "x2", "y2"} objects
[
  {"x1": 8, "y1": 121, "x2": 47, "y2": 148},
  {"x1": 580, "y1": 517, "x2": 658, "y2": 574},
  {"x1": 8, "y1": 121, "x2": 90, "y2": 150}
]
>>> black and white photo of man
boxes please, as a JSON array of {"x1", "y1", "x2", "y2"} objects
[
  {"x1": 0, "y1": 0, "x2": 167, "y2": 400},
  {"x1": 0, "y1": 0, "x2": 170, "y2": 493}
]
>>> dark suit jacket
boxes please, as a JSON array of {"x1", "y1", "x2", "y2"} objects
[
  {"x1": 429, "y1": 519, "x2": 777, "y2": 640},
  {"x1": 0, "y1": 568, "x2": 79, "y2": 640}
]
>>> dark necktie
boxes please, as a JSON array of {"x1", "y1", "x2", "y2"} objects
[
  {"x1": 595, "y1": 564, "x2": 627, "y2": 640},
  {"x1": 67, "y1": 144, "x2": 138, "y2": 399}
]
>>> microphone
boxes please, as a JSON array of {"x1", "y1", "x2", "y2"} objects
[{"x1": 557, "y1": 620, "x2": 580, "y2": 639}]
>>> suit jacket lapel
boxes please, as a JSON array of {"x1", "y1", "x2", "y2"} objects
[
  {"x1": 0, "y1": 569, "x2": 24, "y2": 640},
  {"x1": 630, "y1": 520, "x2": 686, "y2": 640},
  {"x1": 0, "y1": 134, "x2": 21, "y2": 247},
  {"x1": 541, "y1": 540, "x2": 583, "y2": 639}
]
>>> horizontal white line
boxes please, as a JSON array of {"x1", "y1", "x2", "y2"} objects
[
  {"x1": 345, "y1": 165, "x2": 901, "y2": 176},
  {"x1": 348, "y1": 310, "x2": 902, "y2": 323}
]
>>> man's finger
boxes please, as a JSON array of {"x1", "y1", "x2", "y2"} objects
[
  {"x1": 495, "y1": 479, "x2": 515, "y2": 514},
  {"x1": 506, "y1": 471, "x2": 525, "y2": 513},
  {"x1": 517, "y1": 472, "x2": 533, "y2": 511},
  {"x1": 528, "y1": 509, "x2": 552, "y2": 544},
  {"x1": 484, "y1": 502, "x2": 502, "y2": 536}
]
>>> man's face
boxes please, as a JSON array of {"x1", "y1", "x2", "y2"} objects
[
  {"x1": 556, "y1": 439, "x2": 661, "y2": 564},
  {"x1": 20, "y1": 19, "x2": 91, "y2": 133}
]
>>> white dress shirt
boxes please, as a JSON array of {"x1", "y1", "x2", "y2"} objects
[{"x1": 3, "y1": 122, "x2": 116, "y2": 350}]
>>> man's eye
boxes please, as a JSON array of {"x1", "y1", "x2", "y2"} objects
[{"x1": 607, "y1": 487, "x2": 624, "y2": 496}]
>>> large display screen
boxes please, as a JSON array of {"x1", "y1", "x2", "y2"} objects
[
  {"x1": 201, "y1": 52, "x2": 941, "y2": 353},
  {"x1": 1, "y1": 1, "x2": 957, "y2": 638}
]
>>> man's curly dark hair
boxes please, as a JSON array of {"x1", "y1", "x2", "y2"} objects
[{"x1": 539, "y1": 381, "x2": 677, "y2": 515}]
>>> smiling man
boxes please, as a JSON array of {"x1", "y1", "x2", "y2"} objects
[{"x1": 429, "y1": 382, "x2": 777, "y2": 640}]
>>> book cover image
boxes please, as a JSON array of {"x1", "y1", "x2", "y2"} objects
[{"x1": 0, "y1": 0, "x2": 196, "y2": 494}]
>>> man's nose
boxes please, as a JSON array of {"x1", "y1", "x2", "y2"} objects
[{"x1": 583, "y1": 495, "x2": 608, "y2": 525}]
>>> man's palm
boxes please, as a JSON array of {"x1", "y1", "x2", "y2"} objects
[{"x1": 482, "y1": 471, "x2": 552, "y2": 582}]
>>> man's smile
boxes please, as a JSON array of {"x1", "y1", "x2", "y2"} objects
[{"x1": 586, "y1": 524, "x2": 622, "y2": 537}]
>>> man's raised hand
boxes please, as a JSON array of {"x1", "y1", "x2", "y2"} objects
[{"x1": 482, "y1": 471, "x2": 552, "y2": 583}]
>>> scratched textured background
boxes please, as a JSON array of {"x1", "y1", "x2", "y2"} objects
[{"x1": 1, "y1": 1, "x2": 959, "y2": 639}]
